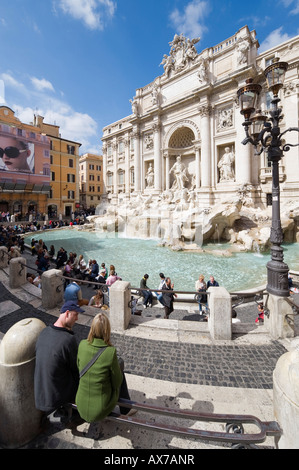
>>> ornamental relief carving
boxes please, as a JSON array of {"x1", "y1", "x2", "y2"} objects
[
  {"x1": 217, "y1": 106, "x2": 234, "y2": 132},
  {"x1": 144, "y1": 134, "x2": 154, "y2": 151},
  {"x1": 283, "y1": 80, "x2": 299, "y2": 96}
]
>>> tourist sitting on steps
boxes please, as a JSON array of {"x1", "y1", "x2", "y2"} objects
[
  {"x1": 64, "y1": 279, "x2": 89, "y2": 306},
  {"x1": 34, "y1": 301, "x2": 84, "y2": 417},
  {"x1": 88, "y1": 289, "x2": 104, "y2": 308},
  {"x1": 75, "y1": 313, "x2": 136, "y2": 422}
]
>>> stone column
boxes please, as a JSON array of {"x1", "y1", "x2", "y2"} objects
[
  {"x1": 153, "y1": 123, "x2": 162, "y2": 192},
  {"x1": 0, "y1": 318, "x2": 46, "y2": 448},
  {"x1": 0, "y1": 246, "x2": 9, "y2": 269},
  {"x1": 133, "y1": 129, "x2": 141, "y2": 192},
  {"x1": 124, "y1": 136, "x2": 131, "y2": 196},
  {"x1": 199, "y1": 104, "x2": 212, "y2": 188},
  {"x1": 112, "y1": 139, "x2": 118, "y2": 199},
  {"x1": 165, "y1": 152, "x2": 170, "y2": 190},
  {"x1": 9, "y1": 257, "x2": 26, "y2": 289},
  {"x1": 273, "y1": 346, "x2": 299, "y2": 449},
  {"x1": 41, "y1": 269, "x2": 64, "y2": 310},
  {"x1": 102, "y1": 143, "x2": 108, "y2": 197},
  {"x1": 208, "y1": 286, "x2": 232, "y2": 340},
  {"x1": 109, "y1": 281, "x2": 131, "y2": 331},
  {"x1": 194, "y1": 144, "x2": 201, "y2": 189},
  {"x1": 265, "y1": 294, "x2": 295, "y2": 340},
  {"x1": 283, "y1": 81, "x2": 299, "y2": 184}
]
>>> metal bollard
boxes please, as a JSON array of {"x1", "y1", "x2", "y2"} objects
[{"x1": 0, "y1": 318, "x2": 46, "y2": 448}]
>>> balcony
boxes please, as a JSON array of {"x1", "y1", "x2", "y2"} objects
[{"x1": 259, "y1": 165, "x2": 286, "y2": 184}]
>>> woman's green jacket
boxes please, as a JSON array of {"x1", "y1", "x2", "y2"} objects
[{"x1": 75, "y1": 338, "x2": 123, "y2": 422}]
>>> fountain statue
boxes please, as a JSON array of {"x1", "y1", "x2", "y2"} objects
[{"x1": 87, "y1": 184, "x2": 299, "y2": 254}]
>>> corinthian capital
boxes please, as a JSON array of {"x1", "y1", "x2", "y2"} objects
[{"x1": 198, "y1": 105, "x2": 211, "y2": 117}]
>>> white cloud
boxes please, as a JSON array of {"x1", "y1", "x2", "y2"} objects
[
  {"x1": 56, "y1": 0, "x2": 117, "y2": 30},
  {"x1": 0, "y1": 73, "x2": 26, "y2": 91},
  {"x1": 280, "y1": 0, "x2": 299, "y2": 14},
  {"x1": 259, "y1": 27, "x2": 293, "y2": 53},
  {"x1": 30, "y1": 77, "x2": 55, "y2": 92},
  {"x1": 169, "y1": 0, "x2": 210, "y2": 39},
  {"x1": 2, "y1": 72, "x2": 98, "y2": 153},
  {"x1": 15, "y1": 99, "x2": 98, "y2": 154}
]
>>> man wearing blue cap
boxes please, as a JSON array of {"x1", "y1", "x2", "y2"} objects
[{"x1": 34, "y1": 301, "x2": 85, "y2": 417}]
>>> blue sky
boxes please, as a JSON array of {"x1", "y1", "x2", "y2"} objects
[{"x1": 0, "y1": 0, "x2": 299, "y2": 154}]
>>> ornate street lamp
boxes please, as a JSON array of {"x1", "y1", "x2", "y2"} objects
[{"x1": 237, "y1": 59, "x2": 299, "y2": 297}]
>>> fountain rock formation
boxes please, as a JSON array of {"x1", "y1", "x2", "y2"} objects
[{"x1": 86, "y1": 190, "x2": 299, "y2": 254}]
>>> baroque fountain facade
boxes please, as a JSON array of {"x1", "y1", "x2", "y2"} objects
[{"x1": 90, "y1": 26, "x2": 299, "y2": 253}]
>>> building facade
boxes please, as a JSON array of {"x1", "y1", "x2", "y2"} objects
[
  {"x1": 34, "y1": 115, "x2": 82, "y2": 218},
  {"x1": 101, "y1": 26, "x2": 299, "y2": 210},
  {"x1": 0, "y1": 110, "x2": 82, "y2": 219},
  {"x1": 0, "y1": 106, "x2": 51, "y2": 219},
  {"x1": 79, "y1": 153, "x2": 103, "y2": 210}
]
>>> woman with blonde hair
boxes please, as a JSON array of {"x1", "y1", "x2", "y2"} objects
[
  {"x1": 195, "y1": 274, "x2": 207, "y2": 313},
  {"x1": 75, "y1": 313, "x2": 134, "y2": 422}
]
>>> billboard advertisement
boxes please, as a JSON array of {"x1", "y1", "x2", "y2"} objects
[{"x1": 0, "y1": 121, "x2": 50, "y2": 186}]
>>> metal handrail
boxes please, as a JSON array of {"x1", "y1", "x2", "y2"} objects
[{"x1": 70, "y1": 399, "x2": 281, "y2": 448}]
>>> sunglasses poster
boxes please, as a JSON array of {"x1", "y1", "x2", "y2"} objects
[{"x1": 0, "y1": 122, "x2": 50, "y2": 184}]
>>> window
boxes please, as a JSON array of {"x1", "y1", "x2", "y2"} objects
[
  {"x1": 68, "y1": 190, "x2": 75, "y2": 199},
  {"x1": 69, "y1": 159, "x2": 74, "y2": 168},
  {"x1": 97, "y1": 186, "x2": 101, "y2": 192},
  {"x1": 50, "y1": 155, "x2": 53, "y2": 164},
  {"x1": 107, "y1": 173, "x2": 113, "y2": 186},
  {"x1": 89, "y1": 164, "x2": 94, "y2": 170},
  {"x1": 44, "y1": 149, "x2": 50, "y2": 158},
  {"x1": 89, "y1": 175, "x2": 95, "y2": 181},
  {"x1": 67, "y1": 174, "x2": 75, "y2": 183},
  {"x1": 96, "y1": 165, "x2": 101, "y2": 171},
  {"x1": 89, "y1": 186, "x2": 95, "y2": 192},
  {"x1": 107, "y1": 145, "x2": 112, "y2": 157},
  {"x1": 67, "y1": 145, "x2": 75, "y2": 155},
  {"x1": 51, "y1": 172, "x2": 55, "y2": 181},
  {"x1": 130, "y1": 168, "x2": 135, "y2": 185},
  {"x1": 97, "y1": 175, "x2": 101, "y2": 182},
  {"x1": 119, "y1": 141, "x2": 125, "y2": 154},
  {"x1": 43, "y1": 164, "x2": 50, "y2": 176},
  {"x1": 118, "y1": 170, "x2": 124, "y2": 185}
]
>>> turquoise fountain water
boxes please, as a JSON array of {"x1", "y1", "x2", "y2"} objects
[{"x1": 25, "y1": 229, "x2": 299, "y2": 293}]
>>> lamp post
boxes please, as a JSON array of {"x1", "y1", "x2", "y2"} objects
[{"x1": 237, "y1": 59, "x2": 299, "y2": 297}]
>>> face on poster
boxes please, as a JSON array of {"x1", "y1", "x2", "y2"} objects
[{"x1": 0, "y1": 134, "x2": 35, "y2": 174}]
